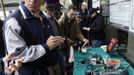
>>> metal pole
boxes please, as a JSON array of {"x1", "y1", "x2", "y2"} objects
[{"x1": 0, "y1": 0, "x2": 6, "y2": 18}]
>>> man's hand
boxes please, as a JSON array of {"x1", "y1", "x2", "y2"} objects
[
  {"x1": 5, "y1": 58, "x2": 24, "y2": 74},
  {"x1": 46, "y1": 36, "x2": 65, "y2": 50},
  {"x1": 3, "y1": 53, "x2": 24, "y2": 74}
]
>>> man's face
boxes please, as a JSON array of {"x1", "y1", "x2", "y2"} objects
[
  {"x1": 67, "y1": 9, "x2": 76, "y2": 20},
  {"x1": 24, "y1": 0, "x2": 44, "y2": 13}
]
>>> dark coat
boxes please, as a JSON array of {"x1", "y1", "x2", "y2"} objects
[{"x1": 88, "y1": 13, "x2": 105, "y2": 40}]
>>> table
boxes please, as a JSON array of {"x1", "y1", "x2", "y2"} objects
[{"x1": 73, "y1": 48, "x2": 134, "y2": 75}]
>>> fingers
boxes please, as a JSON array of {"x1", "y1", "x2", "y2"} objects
[
  {"x1": 6, "y1": 63, "x2": 18, "y2": 72},
  {"x1": 15, "y1": 57, "x2": 24, "y2": 67},
  {"x1": 47, "y1": 36, "x2": 65, "y2": 50},
  {"x1": 52, "y1": 37, "x2": 64, "y2": 43},
  {"x1": 3, "y1": 52, "x2": 14, "y2": 62},
  {"x1": 6, "y1": 53, "x2": 14, "y2": 60},
  {"x1": 5, "y1": 67, "x2": 13, "y2": 74},
  {"x1": 16, "y1": 58, "x2": 24, "y2": 64},
  {"x1": 9, "y1": 63, "x2": 18, "y2": 71},
  {"x1": 50, "y1": 36, "x2": 65, "y2": 41},
  {"x1": 53, "y1": 40, "x2": 63, "y2": 47},
  {"x1": 5, "y1": 58, "x2": 24, "y2": 74},
  {"x1": 4, "y1": 62, "x2": 17, "y2": 74}
]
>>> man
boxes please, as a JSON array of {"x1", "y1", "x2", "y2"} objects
[
  {"x1": 58, "y1": 5, "x2": 87, "y2": 45},
  {"x1": 58, "y1": 5, "x2": 88, "y2": 75},
  {"x1": 44, "y1": 0, "x2": 65, "y2": 75},
  {"x1": 84, "y1": 7, "x2": 105, "y2": 47},
  {"x1": 45, "y1": 0, "x2": 62, "y2": 36},
  {"x1": 58, "y1": 5, "x2": 88, "y2": 49},
  {"x1": 3, "y1": 0, "x2": 64, "y2": 75}
]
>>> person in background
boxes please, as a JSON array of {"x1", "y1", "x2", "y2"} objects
[
  {"x1": 45, "y1": 0, "x2": 63, "y2": 20},
  {"x1": 3, "y1": 0, "x2": 64, "y2": 75},
  {"x1": 80, "y1": 2, "x2": 88, "y2": 22},
  {"x1": 58, "y1": 5, "x2": 88, "y2": 75},
  {"x1": 58, "y1": 5, "x2": 88, "y2": 46},
  {"x1": 45, "y1": 0, "x2": 65, "y2": 75},
  {"x1": 79, "y1": 1, "x2": 89, "y2": 39},
  {"x1": 84, "y1": 7, "x2": 105, "y2": 48},
  {"x1": 71, "y1": 0, "x2": 83, "y2": 10}
]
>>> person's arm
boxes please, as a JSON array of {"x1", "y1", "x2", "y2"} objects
[
  {"x1": 74, "y1": 22, "x2": 85, "y2": 41},
  {"x1": 3, "y1": 18, "x2": 49, "y2": 63}
]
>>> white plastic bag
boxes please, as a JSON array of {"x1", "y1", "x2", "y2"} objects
[{"x1": 69, "y1": 46, "x2": 74, "y2": 63}]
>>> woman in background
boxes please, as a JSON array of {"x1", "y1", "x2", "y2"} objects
[{"x1": 79, "y1": 2, "x2": 89, "y2": 39}]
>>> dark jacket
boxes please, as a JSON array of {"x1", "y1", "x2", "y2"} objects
[
  {"x1": 88, "y1": 13, "x2": 105, "y2": 40},
  {"x1": 3, "y1": 3, "x2": 60, "y2": 75},
  {"x1": 45, "y1": 14, "x2": 65, "y2": 75}
]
